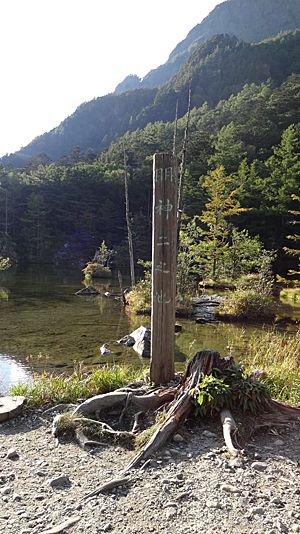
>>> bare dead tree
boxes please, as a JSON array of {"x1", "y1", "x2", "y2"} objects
[
  {"x1": 177, "y1": 86, "x2": 192, "y2": 215},
  {"x1": 123, "y1": 147, "x2": 135, "y2": 287},
  {"x1": 172, "y1": 99, "x2": 179, "y2": 156}
]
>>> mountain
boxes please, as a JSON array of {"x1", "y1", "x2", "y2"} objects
[
  {"x1": 116, "y1": 0, "x2": 300, "y2": 91},
  {"x1": 2, "y1": 0, "x2": 300, "y2": 168},
  {"x1": 1, "y1": 88, "x2": 156, "y2": 167}
]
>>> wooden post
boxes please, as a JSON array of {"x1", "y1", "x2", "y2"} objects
[{"x1": 150, "y1": 153, "x2": 178, "y2": 384}]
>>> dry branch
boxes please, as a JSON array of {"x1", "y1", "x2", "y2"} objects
[{"x1": 82, "y1": 476, "x2": 130, "y2": 501}]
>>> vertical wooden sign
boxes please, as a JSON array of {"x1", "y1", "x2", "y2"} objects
[{"x1": 150, "y1": 153, "x2": 178, "y2": 384}]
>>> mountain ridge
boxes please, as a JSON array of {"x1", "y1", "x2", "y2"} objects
[
  {"x1": 2, "y1": 0, "x2": 300, "y2": 168},
  {"x1": 115, "y1": 0, "x2": 300, "y2": 92}
]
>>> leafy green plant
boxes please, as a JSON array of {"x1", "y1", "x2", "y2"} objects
[
  {"x1": 191, "y1": 374, "x2": 230, "y2": 415},
  {"x1": 191, "y1": 364, "x2": 270, "y2": 416}
]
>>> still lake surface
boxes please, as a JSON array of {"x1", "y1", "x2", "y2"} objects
[{"x1": 0, "y1": 267, "x2": 298, "y2": 394}]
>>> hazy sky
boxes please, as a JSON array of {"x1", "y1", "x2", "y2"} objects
[{"x1": 0, "y1": 0, "x2": 219, "y2": 157}]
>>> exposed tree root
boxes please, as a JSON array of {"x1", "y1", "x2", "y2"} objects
[
  {"x1": 126, "y1": 349, "x2": 231, "y2": 469},
  {"x1": 75, "y1": 428, "x2": 105, "y2": 449},
  {"x1": 51, "y1": 349, "x2": 300, "y2": 472},
  {"x1": 220, "y1": 409, "x2": 240, "y2": 457}
]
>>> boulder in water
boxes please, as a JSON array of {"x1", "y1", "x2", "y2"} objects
[{"x1": 75, "y1": 285, "x2": 100, "y2": 296}]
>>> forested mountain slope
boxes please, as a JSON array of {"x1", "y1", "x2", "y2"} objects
[
  {"x1": 1, "y1": 74, "x2": 299, "y2": 269},
  {"x1": 2, "y1": 31, "x2": 300, "y2": 168}
]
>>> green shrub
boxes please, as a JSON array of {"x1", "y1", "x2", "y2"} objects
[
  {"x1": 126, "y1": 272, "x2": 151, "y2": 314},
  {"x1": 217, "y1": 289, "x2": 277, "y2": 320}
]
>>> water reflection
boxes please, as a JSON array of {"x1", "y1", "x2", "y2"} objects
[
  {"x1": 0, "y1": 267, "x2": 298, "y2": 394},
  {"x1": 0, "y1": 353, "x2": 31, "y2": 394}
]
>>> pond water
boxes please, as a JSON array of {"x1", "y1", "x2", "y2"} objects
[{"x1": 0, "y1": 267, "x2": 298, "y2": 394}]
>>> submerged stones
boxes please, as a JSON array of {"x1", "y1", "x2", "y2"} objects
[
  {"x1": 75, "y1": 285, "x2": 100, "y2": 296},
  {"x1": 192, "y1": 294, "x2": 223, "y2": 323}
]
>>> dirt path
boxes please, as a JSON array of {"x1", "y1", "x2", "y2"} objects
[{"x1": 0, "y1": 413, "x2": 299, "y2": 534}]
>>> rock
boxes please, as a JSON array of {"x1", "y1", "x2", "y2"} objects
[
  {"x1": 251, "y1": 461, "x2": 267, "y2": 472},
  {"x1": 119, "y1": 326, "x2": 151, "y2": 357},
  {"x1": 202, "y1": 430, "x2": 217, "y2": 438},
  {"x1": 165, "y1": 501, "x2": 178, "y2": 508},
  {"x1": 75, "y1": 285, "x2": 100, "y2": 296},
  {"x1": 228, "y1": 457, "x2": 244, "y2": 468},
  {"x1": 249, "y1": 506, "x2": 264, "y2": 516},
  {"x1": 206, "y1": 499, "x2": 221, "y2": 509},
  {"x1": 49, "y1": 475, "x2": 72, "y2": 489},
  {"x1": 117, "y1": 334, "x2": 135, "y2": 346},
  {"x1": 34, "y1": 494, "x2": 45, "y2": 501},
  {"x1": 1, "y1": 486, "x2": 12, "y2": 495},
  {"x1": 270, "y1": 496, "x2": 284, "y2": 506},
  {"x1": 6, "y1": 448, "x2": 19, "y2": 460},
  {"x1": 192, "y1": 294, "x2": 224, "y2": 321},
  {"x1": 276, "y1": 519, "x2": 288, "y2": 533},
  {"x1": 166, "y1": 508, "x2": 177, "y2": 519},
  {"x1": 131, "y1": 326, "x2": 151, "y2": 358},
  {"x1": 100, "y1": 344, "x2": 111, "y2": 355},
  {"x1": 0, "y1": 396, "x2": 26, "y2": 422},
  {"x1": 103, "y1": 523, "x2": 112, "y2": 532},
  {"x1": 13, "y1": 493, "x2": 22, "y2": 501},
  {"x1": 173, "y1": 434, "x2": 185, "y2": 443},
  {"x1": 191, "y1": 295, "x2": 223, "y2": 305},
  {"x1": 220, "y1": 484, "x2": 241, "y2": 494}
]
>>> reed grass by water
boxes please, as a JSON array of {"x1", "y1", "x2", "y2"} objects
[
  {"x1": 239, "y1": 329, "x2": 300, "y2": 405},
  {"x1": 10, "y1": 364, "x2": 143, "y2": 408}
]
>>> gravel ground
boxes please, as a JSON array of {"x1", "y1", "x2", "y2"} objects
[{"x1": 0, "y1": 412, "x2": 299, "y2": 534}]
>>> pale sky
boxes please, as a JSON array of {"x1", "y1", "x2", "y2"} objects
[{"x1": 0, "y1": 0, "x2": 219, "y2": 157}]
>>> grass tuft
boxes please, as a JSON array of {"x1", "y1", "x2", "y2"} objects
[
  {"x1": 10, "y1": 364, "x2": 143, "y2": 408},
  {"x1": 240, "y1": 329, "x2": 300, "y2": 405}
]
